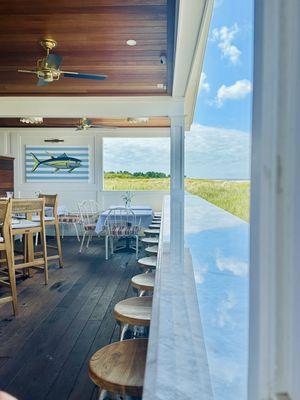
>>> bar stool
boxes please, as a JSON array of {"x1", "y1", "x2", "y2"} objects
[
  {"x1": 141, "y1": 237, "x2": 158, "y2": 246},
  {"x1": 131, "y1": 272, "x2": 155, "y2": 296},
  {"x1": 138, "y1": 256, "x2": 157, "y2": 272},
  {"x1": 114, "y1": 296, "x2": 152, "y2": 340},
  {"x1": 149, "y1": 223, "x2": 160, "y2": 229},
  {"x1": 0, "y1": 200, "x2": 18, "y2": 315},
  {"x1": 144, "y1": 228, "x2": 160, "y2": 236},
  {"x1": 145, "y1": 245, "x2": 158, "y2": 255},
  {"x1": 89, "y1": 338, "x2": 148, "y2": 400}
]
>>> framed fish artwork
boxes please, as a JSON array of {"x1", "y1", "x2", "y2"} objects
[{"x1": 25, "y1": 146, "x2": 90, "y2": 182}]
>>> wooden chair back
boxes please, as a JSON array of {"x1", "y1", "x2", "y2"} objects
[
  {"x1": 0, "y1": 199, "x2": 12, "y2": 239},
  {"x1": 38, "y1": 194, "x2": 58, "y2": 216},
  {"x1": 12, "y1": 198, "x2": 45, "y2": 216}
]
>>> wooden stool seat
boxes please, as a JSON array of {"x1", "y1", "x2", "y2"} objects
[
  {"x1": 141, "y1": 237, "x2": 159, "y2": 245},
  {"x1": 131, "y1": 272, "x2": 155, "y2": 292},
  {"x1": 144, "y1": 228, "x2": 160, "y2": 235},
  {"x1": 149, "y1": 223, "x2": 160, "y2": 228},
  {"x1": 89, "y1": 338, "x2": 148, "y2": 398},
  {"x1": 138, "y1": 256, "x2": 157, "y2": 269},
  {"x1": 145, "y1": 245, "x2": 158, "y2": 255},
  {"x1": 114, "y1": 296, "x2": 152, "y2": 326}
]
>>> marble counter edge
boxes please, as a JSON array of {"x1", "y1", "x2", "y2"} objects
[{"x1": 143, "y1": 196, "x2": 213, "y2": 400}]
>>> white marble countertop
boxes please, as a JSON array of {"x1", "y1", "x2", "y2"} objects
[
  {"x1": 143, "y1": 194, "x2": 249, "y2": 400},
  {"x1": 143, "y1": 196, "x2": 213, "y2": 400}
]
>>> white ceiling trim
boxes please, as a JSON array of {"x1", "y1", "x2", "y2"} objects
[{"x1": 0, "y1": 96, "x2": 184, "y2": 119}]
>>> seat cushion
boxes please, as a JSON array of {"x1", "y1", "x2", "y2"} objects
[
  {"x1": 59, "y1": 215, "x2": 80, "y2": 223},
  {"x1": 109, "y1": 224, "x2": 140, "y2": 237}
]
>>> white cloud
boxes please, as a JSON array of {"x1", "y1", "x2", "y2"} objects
[
  {"x1": 198, "y1": 72, "x2": 210, "y2": 94},
  {"x1": 215, "y1": 79, "x2": 252, "y2": 107},
  {"x1": 185, "y1": 124, "x2": 251, "y2": 180},
  {"x1": 212, "y1": 23, "x2": 241, "y2": 64},
  {"x1": 216, "y1": 254, "x2": 248, "y2": 277}
]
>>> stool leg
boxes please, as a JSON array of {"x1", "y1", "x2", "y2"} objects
[
  {"x1": 119, "y1": 323, "x2": 129, "y2": 341},
  {"x1": 98, "y1": 388, "x2": 108, "y2": 400}
]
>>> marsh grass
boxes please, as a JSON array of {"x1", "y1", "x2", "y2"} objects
[{"x1": 104, "y1": 177, "x2": 250, "y2": 222}]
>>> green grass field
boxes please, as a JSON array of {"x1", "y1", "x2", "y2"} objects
[{"x1": 104, "y1": 176, "x2": 250, "y2": 222}]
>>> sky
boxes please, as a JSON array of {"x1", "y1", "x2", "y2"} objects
[{"x1": 104, "y1": 0, "x2": 253, "y2": 180}]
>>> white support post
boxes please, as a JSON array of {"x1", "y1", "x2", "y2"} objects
[
  {"x1": 250, "y1": 1, "x2": 300, "y2": 399},
  {"x1": 170, "y1": 116, "x2": 185, "y2": 268}
]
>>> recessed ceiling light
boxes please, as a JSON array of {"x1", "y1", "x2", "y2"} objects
[{"x1": 126, "y1": 39, "x2": 137, "y2": 46}]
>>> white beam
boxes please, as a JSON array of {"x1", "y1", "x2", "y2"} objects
[
  {"x1": 170, "y1": 116, "x2": 185, "y2": 268},
  {"x1": 172, "y1": 0, "x2": 213, "y2": 103},
  {"x1": 0, "y1": 96, "x2": 184, "y2": 119}
]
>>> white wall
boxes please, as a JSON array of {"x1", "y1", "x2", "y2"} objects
[{"x1": 0, "y1": 128, "x2": 169, "y2": 213}]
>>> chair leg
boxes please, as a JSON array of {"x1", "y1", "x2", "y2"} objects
[
  {"x1": 41, "y1": 232, "x2": 48, "y2": 285},
  {"x1": 80, "y1": 231, "x2": 86, "y2": 253},
  {"x1": 73, "y1": 222, "x2": 80, "y2": 242},
  {"x1": 86, "y1": 234, "x2": 91, "y2": 248},
  {"x1": 5, "y1": 248, "x2": 18, "y2": 316},
  {"x1": 105, "y1": 236, "x2": 109, "y2": 260},
  {"x1": 54, "y1": 221, "x2": 63, "y2": 268}
]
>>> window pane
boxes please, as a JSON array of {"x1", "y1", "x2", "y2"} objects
[{"x1": 103, "y1": 137, "x2": 170, "y2": 191}]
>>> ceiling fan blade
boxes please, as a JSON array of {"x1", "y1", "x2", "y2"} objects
[
  {"x1": 18, "y1": 69, "x2": 37, "y2": 74},
  {"x1": 46, "y1": 54, "x2": 62, "y2": 69},
  {"x1": 37, "y1": 78, "x2": 48, "y2": 86},
  {"x1": 62, "y1": 72, "x2": 107, "y2": 81}
]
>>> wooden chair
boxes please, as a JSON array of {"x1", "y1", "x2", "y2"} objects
[
  {"x1": 114, "y1": 296, "x2": 152, "y2": 340},
  {"x1": 37, "y1": 194, "x2": 63, "y2": 267},
  {"x1": 89, "y1": 339, "x2": 148, "y2": 400},
  {"x1": 0, "y1": 200, "x2": 18, "y2": 315},
  {"x1": 11, "y1": 199, "x2": 48, "y2": 284}
]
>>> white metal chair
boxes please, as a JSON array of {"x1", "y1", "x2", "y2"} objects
[
  {"x1": 78, "y1": 201, "x2": 100, "y2": 252},
  {"x1": 104, "y1": 207, "x2": 141, "y2": 260}
]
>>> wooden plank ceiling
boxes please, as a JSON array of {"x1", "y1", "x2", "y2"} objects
[
  {"x1": 0, "y1": 0, "x2": 175, "y2": 96},
  {"x1": 0, "y1": 117, "x2": 170, "y2": 128}
]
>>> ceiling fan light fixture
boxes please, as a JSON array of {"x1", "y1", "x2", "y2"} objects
[
  {"x1": 126, "y1": 39, "x2": 137, "y2": 46},
  {"x1": 20, "y1": 117, "x2": 43, "y2": 124}
]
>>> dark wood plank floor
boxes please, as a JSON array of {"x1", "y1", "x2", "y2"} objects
[{"x1": 0, "y1": 238, "x2": 139, "y2": 400}]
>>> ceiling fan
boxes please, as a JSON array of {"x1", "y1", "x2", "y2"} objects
[
  {"x1": 76, "y1": 118, "x2": 117, "y2": 131},
  {"x1": 18, "y1": 38, "x2": 107, "y2": 86}
]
